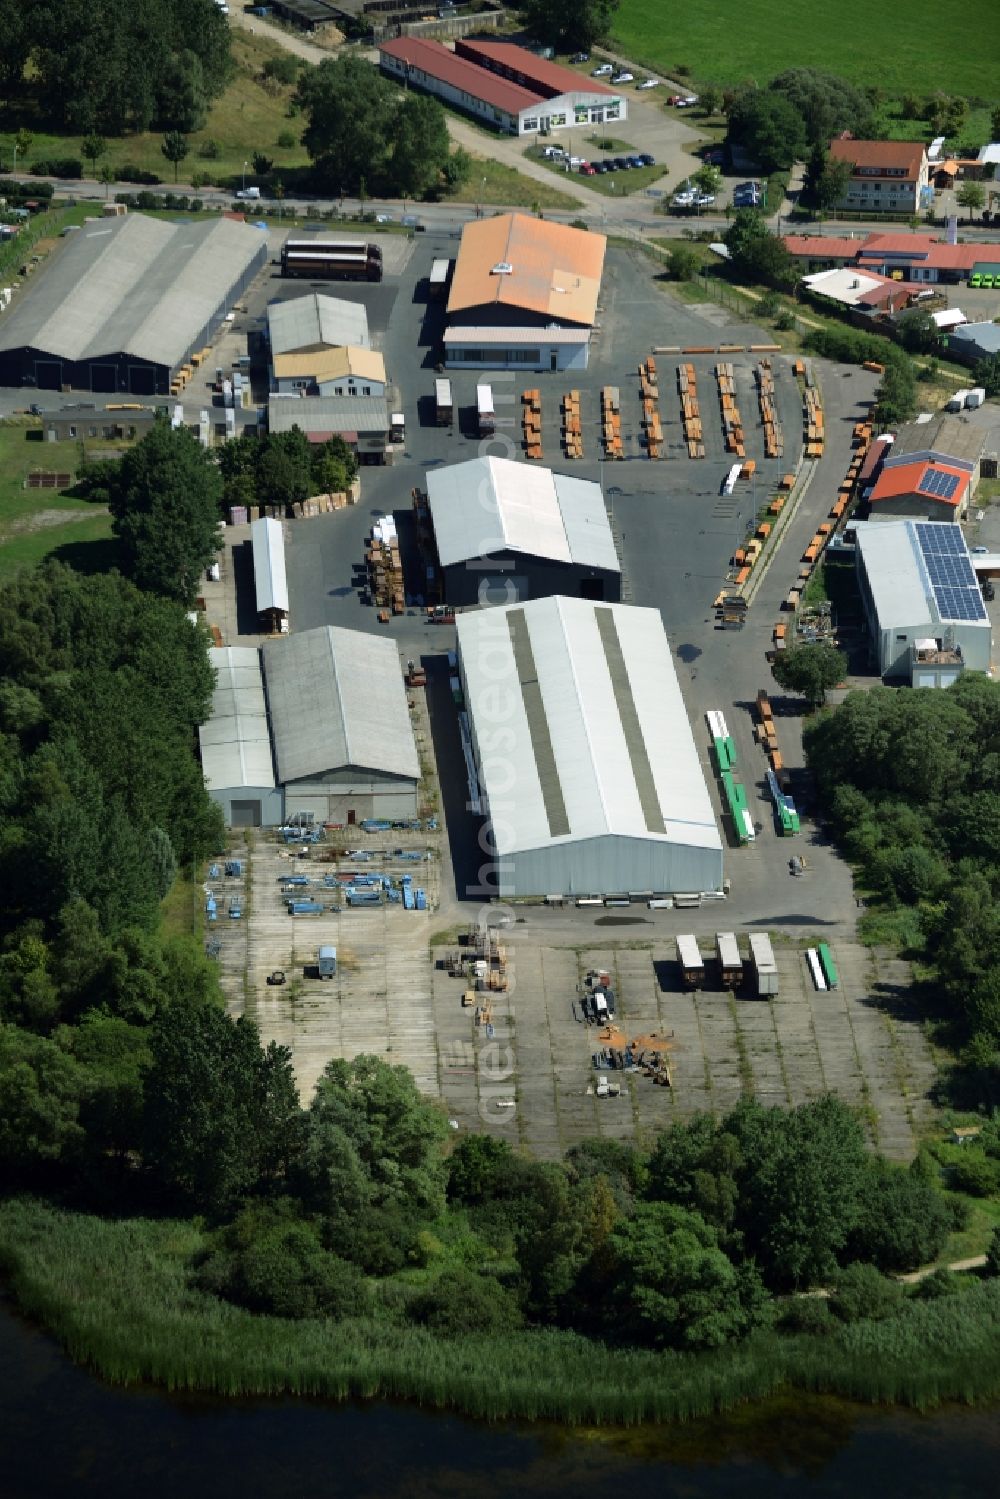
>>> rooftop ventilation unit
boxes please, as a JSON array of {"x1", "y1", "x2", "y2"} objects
[{"x1": 491, "y1": 261, "x2": 513, "y2": 275}]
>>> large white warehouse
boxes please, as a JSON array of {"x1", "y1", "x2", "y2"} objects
[{"x1": 456, "y1": 596, "x2": 724, "y2": 899}]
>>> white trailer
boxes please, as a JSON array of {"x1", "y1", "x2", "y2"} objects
[
  {"x1": 748, "y1": 931, "x2": 778, "y2": 997},
  {"x1": 435, "y1": 377, "x2": 453, "y2": 426},
  {"x1": 676, "y1": 934, "x2": 705, "y2": 987},
  {"x1": 806, "y1": 947, "x2": 828, "y2": 991},
  {"x1": 715, "y1": 931, "x2": 743, "y2": 987},
  {"x1": 429, "y1": 257, "x2": 452, "y2": 300},
  {"x1": 476, "y1": 383, "x2": 495, "y2": 437}
]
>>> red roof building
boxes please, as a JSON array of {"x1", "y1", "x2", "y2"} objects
[
  {"x1": 868, "y1": 458, "x2": 970, "y2": 522},
  {"x1": 379, "y1": 38, "x2": 626, "y2": 137},
  {"x1": 828, "y1": 137, "x2": 931, "y2": 214}
]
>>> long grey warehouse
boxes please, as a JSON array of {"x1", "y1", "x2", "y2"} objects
[
  {"x1": 0, "y1": 214, "x2": 267, "y2": 395},
  {"x1": 199, "y1": 647, "x2": 284, "y2": 829},
  {"x1": 456, "y1": 596, "x2": 724, "y2": 899}
]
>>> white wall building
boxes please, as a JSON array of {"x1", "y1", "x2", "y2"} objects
[{"x1": 457, "y1": 597, "x2": 724, "y2": 899}]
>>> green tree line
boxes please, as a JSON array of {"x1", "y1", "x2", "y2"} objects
[{"x1": 0, "y1": 0, "x2": 232, "y2": 135}]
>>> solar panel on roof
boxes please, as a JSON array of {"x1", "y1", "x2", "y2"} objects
[
  {"x1": 916, "y1": 522, "x2": 963, "y2": 554},
  {"x1": 918, "y1": 468, "x2": 960, "y2": 501}
]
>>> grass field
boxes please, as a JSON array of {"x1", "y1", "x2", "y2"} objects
[
  {"x1": 447, "y1": 156, "x2": 579, "y2": 211},
  {"x1": 610, "y1": 0, "x2": 1000, "y2": 100},
  {"x1": 0, "y1": 423, "x2": 115, "y2": 579}
]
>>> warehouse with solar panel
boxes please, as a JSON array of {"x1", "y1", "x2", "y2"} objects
[{"x1": 854, "y1": 520, "x2": 992, "y2": 685}]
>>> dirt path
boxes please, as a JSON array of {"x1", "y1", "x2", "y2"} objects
[
  {"x1": 898, "y1": 1254, "x2": 988, "y2": 1284},
  {"x1": 227, "y1": 6, "x2": 329, "y2": 64}
]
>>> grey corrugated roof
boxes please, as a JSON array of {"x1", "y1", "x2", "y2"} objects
[
  {"x1": 267, "y1": 395, "x2": 388, "y2": 435},
  {"x1": 267, "y1": 294, "x2": 369, "y2": 354},
  {"x1": 950, "y1": 322, "x2": 1000, "y2": 356},
  {"x1": 855, "y1": 519, "x2": 991, "y2": 630},
  {"x1": 251, "y1": 517, "x2": 289, "y2": 616},
  {"x1": 457, "y1": 597, "x2": 722, "y2": 856},
  {"x1": 427, "y1": 457, "x2": 619, "y2": 571},
  {"x1": 888, "y1": 412, "x2": 985, "y2": 470},
  {"x1": 199, "y1": 647, "x2": 275, "y2": 791},
  {"x1": 261, "y1": 626, "x2": 419, "y2": 785},
  {"x1": 0, "y1": 214, "x2": 267, "y2": 368}
]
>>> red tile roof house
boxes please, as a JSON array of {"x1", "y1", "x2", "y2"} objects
[
  {"x1": 783, "y1": 231, "x2": 992, "y2": 286},
  {"x1": 828, "y1": 137, "x2": 931, "y2": 214}
]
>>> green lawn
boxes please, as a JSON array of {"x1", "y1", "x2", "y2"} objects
[
  {"x1": 0, "y1": 423, "x2": 115, "y2": 579},
  {"x1": 524, "y1": 146, "x2": 666, "y2": 198},
  {"x1": 448, "y1": 156, "x2": 579, "y2": 211},
  {"x1": 609, "y1": 0, "x2": 1000, "y2": 99}
]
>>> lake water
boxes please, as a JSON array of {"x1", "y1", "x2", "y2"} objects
[{"x1": 2, "y1": 1299, "x2": 997, "y2": 1498}]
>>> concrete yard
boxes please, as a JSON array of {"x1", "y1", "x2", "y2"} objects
[{"x1": 201, "y1": 232, "x2": 942, "y2": 1159}]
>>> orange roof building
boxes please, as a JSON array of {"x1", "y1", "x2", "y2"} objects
[
  {"x1": 868, "y1": 458, "x2": 970, "y2": 522},
  {"x1": 445, "y1": 214, "x2": 607, "y2": 371}
]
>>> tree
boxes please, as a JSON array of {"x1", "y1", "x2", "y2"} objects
[
  {"x1": 992, "y1": 106, "x2": 1000, "y2": 144},
  {"x1": 0, "y1": 1023, "x2": 87, "y2": 1177},
  {"x1": 727, "y1": 89, "x2": 807, "y2": 173},
  {"x1": 771, "y1": 643, "x2": 847, "y2": 707},
  {"x1": 14, "y1": 128, "x2": 34, "y2": 163},
  {"x1": 693, "y1": 164, "x2": 723, "y2": 197},
  {"x1": 196, "y1": 1201, "x2": 363, "y2": 1319},
  {"x1": 447, "y1": 1133, "x2": 517, "y2": 1205},
  {"x1": 605, "y1": 1203, "x2": 769, "y2": 1349},
  {"x1": 251, "y1": 151, "x2": 273, "y2": 177},
  {"x1": 816, "y1": 156, "x2": 852, "y2": 214},
  {"x1": 0, "y1": 1, "x2": 31, "y2": 93},
  {"x1": 727, "y1": 1096, "x2": 869, "y2": 1287},
  {"x1": 519, "y1": 0, "x2": 621, "y2": 51},
  {"x1": 873, "y1": 359, "x2": 917, "y2": 426},
  {"x1": 700, "y1": 87, "x2": 723, "y2": 117},
  {"x1": 161, "y1": 130, "x2": 189, "y2": 184},
  {"x1": 81, "y1": 134, "x2": 106, "y2": 176},
  {"x1": 957, "y1": 179, "x2": 986, "y2": 220},
  {"x1": 98, "y1": 163, "x2": 116, "y2": 200},
  {"x1": 296, "y1": 56, "x2": 397, "y2": 194},
  {"x1": 769, "y1": 68, "x2": 876, "y2": 147},
  {"x1": 973, "y1": 354, "x2": 1000, "y2": 399},
  {"x1": 847, "y1": 1161, "x2": 951, "y2": 1272},
  {"x1": 393, "y1": 93, "x2": 451, "y2": 199},
  {"x1": 987, "y1": 1224, "x2": 1000, "y2": 1277},
  {"x1": 829, "y1": 1262, "x2": 903, "y2": 1322},
  {"x1": 896, "y1": 306, "x2": 941, "y2": 355},
  {"x1": 667, "y1": 245, "x2": 700, "y2": 281},
  {"x1": 408, "y1": 1267, "x2": 522, "y2": 1335},
  {"x1": 141, "y1": 997, "x2": 302, "y2": 1214},
  {"x1": 107, "y1": 418, "x2": 222, "y2": 605},
  {"x1": 725, "y1": 208, "x2": 796, "y2": 289}
]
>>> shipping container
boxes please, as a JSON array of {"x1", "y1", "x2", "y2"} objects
[
  {"x1": 429, "y1": 257, "x2": 452, "y2": 300},
  {"x1": 748, "y1": 931, "x2": 778, "y2": 996},
  {"x1": 476, "y1": 383, "x2": 495, "y2": 436},
  {"x1": 435, "y1": 377, "x2": 453, "y2": 426}
]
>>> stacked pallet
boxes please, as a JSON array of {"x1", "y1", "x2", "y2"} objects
[
  {"x1": 601, "y1": 385, "x2": 623, "y2": 459},
  {"x1": 562, "y1": 390, "x2": 583, "y2": 459},
  {"x1": 638, "y1": 356, "x2": 663, "y2": 459},
  {"x1": 367, "y1": 516, "x2": 404, "y2": 617},
  {"x1": 756, "y1": 361, "x2": 783, "y2": 459},
  {"x1": 522, "y1": 389, "x2": 542, "y2": 459},
  {"x1": 803, "y1": 386, "x2": 824, "y2": 458},
  {"x1": 677, "y1": 363, "x2": 705, "y2": 458},
  {"x1": 852, "y1": 419, "x2": 873, "y2": 449},
  {"x1": 755, "y1": 689, "x2": 788, "y2": 782},
  {"x1": 716, "y1": 361, "x2": 746, "y2": 458}
]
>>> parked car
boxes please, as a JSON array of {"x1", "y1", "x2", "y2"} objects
[
  {"x1": 973, "y1": 545, "x2": 989, "y2": 554},
  {"x1": 673, "y1": 191, "x2": 695, "y2": 208},
  {"x1": 600, "y1": 159, "x2": 616, "y2": 172},
  {"x1": 675, "y1": 95, "x2": 699, "y2": 108},
  {"x1": 592, "y1": 63, "x2": 613, "y2": 76},
  {"x1": 637, "y1": 153, "x2": 656, "y2": 167},
  {"x1": 568, "y1": 155, "x2": 587, "y2": 168},
  {"x1": 693, "y1": 192, "x2": 716, "y2": 207},
  {"x1": 579, "y1": 161, "x2": 597, "y2": 174},
  {"x1": 626, "y1": 155, "x2": 645, "y2": 168},
  {"x1": 703, "y1": 148, "x2": 726, "y2": 165},
  {"x1": 612, "y1": 156, "x2": 631, "y2": 170},
  {"x1": 570, "y1": 52, "x2": 590, "y2": 64},
  {"x1": 637, "y1": 78, "x2": 659, "y2": 90},
  {"x1": 611, "y1": 71, "x2": 634, "y2": 84},
  {"x1": 970, "y1": 273, "x2": 983, "y2": 287},
  {"x1": 592, "y1": 160, "x2": 608, "y2": 173}
]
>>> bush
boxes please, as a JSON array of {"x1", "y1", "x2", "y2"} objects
[
  {"x1": 830, "y1": 1263, "x2": 904, "y2": 1323},
  {"x1": 277, "y1": 130, "x2": 297, "y2": 150},
  {"x1": 950, "y1": 1152, "x2": 1000, "y2": 1198},
  {"x1": 668, "y1": 245, "x2": 700, "y2": 282},
  {"x1": 119, "y1": 164, "x2": 162, "y2": 185},
  {"x1": 30, "y1": 157, "x2": 83, "y2": 179},
  {"x1": 775, "y1": 310, "x2": 796, "y2": 331},
  {"x1": 197, "y1": 1207, "x2": 365, "y2": 1321},
  {"x1": 408, "y1": 1268, "x2": 523, "y2": 1336},
  {"x1": 198, "y1": 139, "x2": 222, "y2": 160},
  {"x1": 910, "y1": 1268, "x2": 962, "y2": 1300},
  {"x1": 776, "y1": 1296, "x2": 834, "y2": 1335}
]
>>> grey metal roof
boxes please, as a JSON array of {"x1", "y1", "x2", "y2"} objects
[
  {"x1": 457, "y1": 597, "x2": 722, "y2": 857},
  {"x1": 855, "y1": 519, "x2": 992, "y2": 630},
  {"x1": 949, "y1": 322, "x2": 1000, "y2": 357},
  {"x1": 427, "y1": 457, "x2": 619, "y2": 571},
  {"x1": 251, "y1": 517, "x2": 289, "y2": 616},
  {"x1": 199, "y1": 647, "x2": 275, "y2": 791},
  {"x1": 0, "y1": 214, "x2": 267, "y2": 369},
  {"x1": 267, "y1": 293, "x2": 369, "y2": 355},
  {"x1": 888, "y1": 412, "x2": 986, "y2": 470},
  {"x1": 267, "y1": 395, "x2": 388, "y2": 435},
  {"x1": 261, "y1": 626, "x2": 419, "y2": 785}
]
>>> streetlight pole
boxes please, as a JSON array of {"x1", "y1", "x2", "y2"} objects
[{"x1": 242, "y1": 159, "x2": 248, "y2": 194}]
